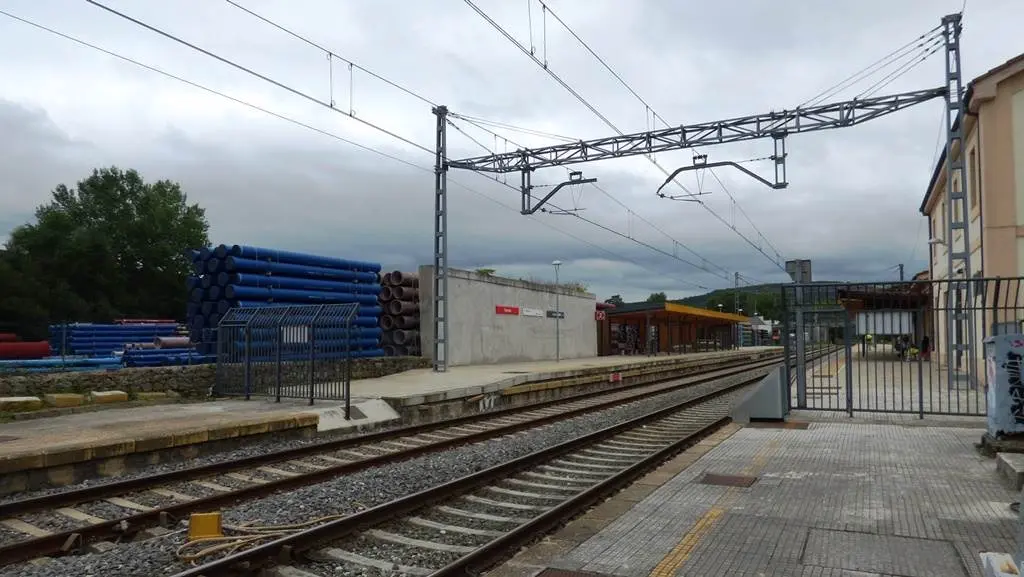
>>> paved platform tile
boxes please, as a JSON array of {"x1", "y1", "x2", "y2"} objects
[
  {"x1": 550, "y1": 423, "x2": 1016, "y2": 577},
  {"x1": 802, "y1": 528, "x2": 964, "y2": 577}
]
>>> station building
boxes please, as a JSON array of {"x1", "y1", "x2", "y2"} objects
[
  {"x1": 919, "y1": 51, "x2": 1024, "y2": 371},
  {"x1": 597, "y1": 301, "x2": 749, "y2": 356}
]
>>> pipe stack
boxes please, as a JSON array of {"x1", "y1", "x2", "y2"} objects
[
  {"x1": 48, "y1": 322, "x2": 179, "y2": 357},
  {"x1": 186, "y1": 244, "x2": 385, "y2": 357},
  {"x1": 378, "y1": 270, "x2": 421, "y2": 357}
]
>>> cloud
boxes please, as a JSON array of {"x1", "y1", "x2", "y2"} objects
[{"x1": 1, "y1": 0, "x2": 1021, "y2": 303}]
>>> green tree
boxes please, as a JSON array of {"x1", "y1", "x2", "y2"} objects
[
  {"x1": 604, "y1": 294, "x2": 625, "y2": 306},
  {"x1": 705, "y1": 289, "x2": 781, "y2": 320},
  {"x1": 646, "y1": 291, "x2": 667, "y2": 303},
  {"x1": 1, "y1": 167, "x2": 210, "y2": 336}
]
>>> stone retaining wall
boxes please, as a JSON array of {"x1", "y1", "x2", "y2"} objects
[{"x1": 0, "y1": 356, "x2": 430, "y2": 399}]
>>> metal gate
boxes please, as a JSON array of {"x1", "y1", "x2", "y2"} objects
[
  {"x1": 215, "y1": 303, "x2": 360, "y2": 407},
  {"x1": 782, "y1": 277, "x2": 1024, "y2": 417}
]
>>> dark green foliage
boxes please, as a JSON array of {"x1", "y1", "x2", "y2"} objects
[
  {"x1": 604, "y1": 294, "x2": 625, "y2": 306},
  {"x1": 0, "y1": 167, "x2": 210, "y2": 339},
  {"x1": 645, "y1": 291, "x2": 668, "y2": 303}
]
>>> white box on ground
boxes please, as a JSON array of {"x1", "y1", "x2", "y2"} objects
[
  {"x1": 981, "y1": 552, "x2": 1019, "y2": 577},
  {"x1": 985, "y1": 333, "x2": 1024, "y2": 438}
]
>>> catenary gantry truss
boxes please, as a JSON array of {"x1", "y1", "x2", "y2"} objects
[{"x1": 447, "y1": 87, "x2": 947, "y2": 173}]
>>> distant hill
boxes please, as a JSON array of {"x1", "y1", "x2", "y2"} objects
[{"x1": 674, "y1": 280, "x2": 843, "y2": 307}]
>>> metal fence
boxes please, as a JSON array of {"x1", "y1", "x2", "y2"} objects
[
  {"x1": 215, "y1": 303, "x2": 360, "y2": 410},
  {"x1": 782, "y1": 277, "x2": 1024, "y2": 417}
]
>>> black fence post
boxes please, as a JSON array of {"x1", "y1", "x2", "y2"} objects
[
  {"x1": 275, "y1": 324, "x2": 282, "y2": 404},
  {"x1": 243, "y1": 327, "x2": 252, "y2": 401}
]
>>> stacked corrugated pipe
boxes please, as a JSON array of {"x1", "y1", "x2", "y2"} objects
[
  {"x1": 378, "y1": 270, "x2": 421, "y2": 357},
  {"x1": 186, "y1": 244, "x2": 385, "y2": 358}
]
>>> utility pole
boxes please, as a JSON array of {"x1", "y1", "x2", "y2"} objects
[
  {"x1": 431, "y1": 106, "x2": 449, "y2": 372},
  {"x1": 898, "y1": 263, "x2": 905, "y2": 281}
]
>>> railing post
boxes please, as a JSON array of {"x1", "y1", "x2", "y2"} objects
[
  {"x1": 243, "y1": 327, "x2": 252, "y2": 401},
  {"x1": 275, "y1": 324, "x2": 282, "y2": 404},
  {"x1": 844, "y1": 311, "x2": 854, "y2": 417}
]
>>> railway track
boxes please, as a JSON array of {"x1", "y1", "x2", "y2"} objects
[
  {"x1": 169, "y1": 370, "x2": 761, "y2": 577},
  {"x1": 0, "y1": 352, "x2": 794, "y2": 566}
]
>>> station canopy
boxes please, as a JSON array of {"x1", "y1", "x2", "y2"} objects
[{"x1": 606, "y1": 302, "x2": 748, "y2": 325}]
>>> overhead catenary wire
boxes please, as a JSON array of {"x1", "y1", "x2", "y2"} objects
[
  {"x1": 83, "y1": 0, "x2": 433, "y2": 156},
  {"x1": 0, "y1": 8, "x2": 715, "y2": 293},
  {"x1": 464, "y1": 0, "x2": 790, "y2": 275},
  {"x1": 75, "y1": 0, "x2": 722, "y2": 289}
]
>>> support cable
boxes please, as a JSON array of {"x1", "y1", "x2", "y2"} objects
[
  {"x1": 797, "y1": 25, "x2": 943, "y2": 108},
  {"x1": 856, "y1": 39, "x2": 944, "y2": 99},
  {"x1": 83, "y1": 0, "x2": 433, "y2": 156},
  {"x1": 466, "y1": 0, "x2": 789, "y2": 274},
  {"x1": 222, "y1": 0, "x2": 436, "y2": 107},
  {"x1": 2, "y1": 8, "x2": 716, "y2": 293}
]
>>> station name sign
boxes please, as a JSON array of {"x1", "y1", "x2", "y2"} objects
[{"x1": 494, "y1": 305, "x2": 566, "y2": 320}]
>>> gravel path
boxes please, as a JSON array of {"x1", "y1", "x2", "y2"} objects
[{"x1": 0, "y1": 371, "x2": 760, "y2": 577}]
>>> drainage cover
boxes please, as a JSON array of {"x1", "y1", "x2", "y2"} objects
[
  {"x1": 503, "y1": 371, "x2": 531, "y2": 374},
  {"x1": 699, "y1": 472, "x2": 758, "y2": 487},
  {"x1": 536, "y1": 570, "x2": 615, "y2": 577},
  {"x1": 746, "y1": 421, "x2": 810, "y2": 430}
]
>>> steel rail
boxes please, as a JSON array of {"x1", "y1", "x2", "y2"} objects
[
  {"x1": 168, "y1": 360, "x2": 804, "y2": 577},
  {"x1": 0, "y1": 352, "x2": 780, "y2": 519},
  {"x1": 431, "y1": 416, "x2": 731, "y2": 577},
  {"x1": 0, "y1": 353, "x2": 794, "y2": 566}
]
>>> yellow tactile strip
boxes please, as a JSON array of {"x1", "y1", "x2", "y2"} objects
[{"x1": 647, "y1": 439, "x2": 781, "y2": 577}]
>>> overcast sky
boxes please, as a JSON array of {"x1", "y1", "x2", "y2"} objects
[{"x1": 1, "y1": 0, "x2": 1021, "y2": 302}]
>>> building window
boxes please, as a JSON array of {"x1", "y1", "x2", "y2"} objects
[{"x1": 969, "y1": 148, "x2": 979, "y2": 210}]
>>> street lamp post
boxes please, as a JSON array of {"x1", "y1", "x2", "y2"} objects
[
  {"x1": 738, "y1": 308, "x2": 744, "y2": 349},
  {"x1": 552, "y1": 260, "x2": 562, "y2": 362},
  {"x1": 716, "y1": 304, "x2": 723, "y2": 350}
]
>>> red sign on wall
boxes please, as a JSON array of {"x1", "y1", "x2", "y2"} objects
[
  {"x1": 495, "y1": 305, "x2": 520, "y2": 315},
  {"x1": 595, "y1": 310, "x2": 607, "y2": 321}
]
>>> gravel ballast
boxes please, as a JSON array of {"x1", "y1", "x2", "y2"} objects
[{"x1": 0, "y1": 371, "x2": 761, "y2": 577}]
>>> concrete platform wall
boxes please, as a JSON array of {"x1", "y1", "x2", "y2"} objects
[{"x1": 419, "y1": 266, "x2": 597, "y2": 366}]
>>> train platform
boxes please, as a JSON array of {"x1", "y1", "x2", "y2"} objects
[
  {"x1": 0, "y1": 348, "x2": 778, "y2": 494},
  {"x1": 488, "y1": 415, "x2": 1016, "y2": 577},
  {"x1": 348, "y1": 347, "x2": 780, "y2": 412}
]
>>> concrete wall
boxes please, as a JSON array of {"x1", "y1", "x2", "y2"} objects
[{"x1": 418, "y1": 266, "x2": 597, "y2": 366}]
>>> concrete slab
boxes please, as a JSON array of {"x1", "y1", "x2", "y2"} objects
[
  {"x1": 350, "y1": 348, "x2": 779, "y2": 407},
  {"x1": 306, "y1": 398, "x2": 400, "y2": 432},
  {"x1": 996, "y1": 452, "x2": 1024, "y2": 491},
  {"x1": 490, "y1": 420, "x2": 1018, "y2": 577}
]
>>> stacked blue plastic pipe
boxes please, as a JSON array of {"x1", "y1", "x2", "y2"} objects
[
  {"x1": 48, "y1": 323, "x2": 178, "y2": 357},
  {"x1": 186, "y1": 244, "x2": 384, "y2": 357}
]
